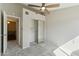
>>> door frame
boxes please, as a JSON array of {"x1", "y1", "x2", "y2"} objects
[
  {"x1": 33, "y1": 19, "x2": 45, "y2": 44},
  {"x1": 1, "y1": 11, "x2": 21, "y2": 55},
  {"x1": 2, "y1": 14, "x2": 21, "y2": 54},
  {"x1": 7, "y1": 15, "x2": 21, "y2": 46}
]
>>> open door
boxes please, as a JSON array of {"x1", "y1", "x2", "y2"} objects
[
  {"x1": 38, "y1": 20, "x2": 44, "y2": 43},
  {"x1": 1, "y1": 11, "x2": 7, "y2": 54}
]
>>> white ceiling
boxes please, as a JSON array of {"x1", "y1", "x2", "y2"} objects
[{"x1": 24, "y1": 3, "x2": 79, "y2": 11}]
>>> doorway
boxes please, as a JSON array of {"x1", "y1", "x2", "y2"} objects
[
  {"x1": 33, "y1": 20, "x2": 44, "y2": 44},
  {"x1": 34, "y1": 20, "x2": 38, "y2": 44},
  {"x1": 1, "y1": 11, "x2": 21, "y2": 55},
  {"x1": 7, "y1": 18, "x2": 16, "y2": 41},
  {"x1": 4, "y1": 16, "x2": 21, "y2": 55}
]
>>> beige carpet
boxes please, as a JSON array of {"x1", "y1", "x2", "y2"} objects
[{"x1": 3, "y1": 40, "x2": 57, "y2": 56}]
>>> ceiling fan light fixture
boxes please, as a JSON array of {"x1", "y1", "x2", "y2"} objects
[
  {"x1": 41, "y1": 7, "x2": 45, "y2": 11},
  {"x1": 8, "y1": 21, "x2": 10, "y2": 24}
]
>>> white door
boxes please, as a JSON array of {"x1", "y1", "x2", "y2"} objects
[
  {"x1": 2, "y1": 11, "x2": 7, "y2": 54},
  {"x1": 38, "y1": 20, "x2": 44, "y2": 43}
]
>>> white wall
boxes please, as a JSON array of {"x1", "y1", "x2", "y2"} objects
[
  {"x1": 23, "y1": 8, "x2": 34, "y2": 48},
  {"x1": 0, "y1": 3, "x2": 31, "y2": 53},
  {"x1": 22, "y1": 8, "x2": 45, "y2": 49},
  {"x1": 0, "y1": 3, "x2": 45, "y2": 55},
  {"x1": 45, "y1": 5, "x2": 79, "y2": 47}
]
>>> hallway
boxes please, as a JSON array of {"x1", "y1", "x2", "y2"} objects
[{"x1": 3, "y1": 40, "x2": 57, "y2": 56}]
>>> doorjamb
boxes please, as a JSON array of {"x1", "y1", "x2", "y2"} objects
[{"x1": 7, "y1": 15, "x2": 21, "y2": 46}]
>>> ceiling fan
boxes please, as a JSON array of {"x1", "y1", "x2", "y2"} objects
[{"x1": 28, "y1": 3, "x2": 60, "y2": 14}]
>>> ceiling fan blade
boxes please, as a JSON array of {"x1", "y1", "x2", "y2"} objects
[
  {"x1": 42, "y1": 3, "x2": 45, "y2": 7},
  {"x1": 44, "y1": 9, "x2": 50, "y2": 14},
  {"x1": 46, "y1": 3, "x2": 60, "y2": 8},
  {"x1": 28, "y1": 4, "x2": 40, "y2": 7}
]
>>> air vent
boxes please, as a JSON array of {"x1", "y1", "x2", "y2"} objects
[{"x1": 25, "y1": 11, "x2": 29, "y2": 15}]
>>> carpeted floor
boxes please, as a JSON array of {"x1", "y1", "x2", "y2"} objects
[{"x1": 3, "y1": 40, "x2": 58, "y2": 56}]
